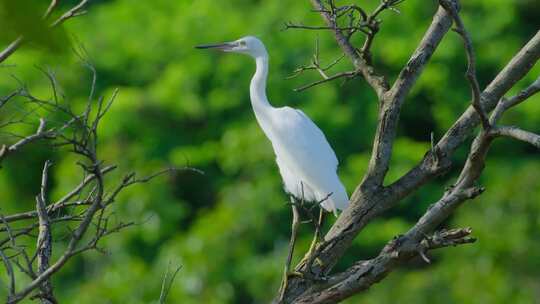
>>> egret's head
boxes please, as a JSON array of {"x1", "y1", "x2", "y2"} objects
[{"x1": 196, "y1": 36, "x2": 267, "y2": 58}]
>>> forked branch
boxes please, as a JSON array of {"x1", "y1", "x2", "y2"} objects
[
  {"x1": 276, "y1": 2, "x2": 540, "y2": 303},
  {"x1": 439, "y1": 0, "x2": 490, "y2": 129}
]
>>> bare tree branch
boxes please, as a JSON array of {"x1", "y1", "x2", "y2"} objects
[
  {"x1": 439, "y1": 0, "x2": 490, "y2": 129},
  {"x1": 277, "y1": 3, "x2": 540, "y2": 303},
  {"x1": 362, "y1": 5, "x2": 454, "y2": 189},
  {"x1": 0, "y1": 118, "x2": 55, "y2": 165},
  {"x1": 286, "y1": 37, "x2": 351, "y2": 91},
  {"x1": 294, "y1": 70, "x2": 358, "y2": 92},
  {"x1": 2, "y1": 165, "x2": 116, "y2": 223},
  {"x1": 0, "y1": 58, "x2": 198, "y2": 303},
  {"x1": 386, "y1": 29, "x2": 540, "y2": 207},
  {"x1": 35, "y1": 161, "x2": 56, "y2": 304},
  {"x1": 43, "y1": 0, "x2": 59, "y2": 20},
  {"x1": 298, "y1": 107, "x2": 493, "y2": 301},
  {"x1": 283, "y1": 22, "x2": 370, "y2": 34},
  {"x1": 159, "y1": 263, "x2": 182, "y2": 304},
  {"x1": 491, "y1": 126, "x2": 540, "y2": 148},
  {"x1": 0, "y1": 248, "x2": 15, "y2": 298},
  {"x1": 293, "y1": 226, "x2": 475, "y2": 304},
  {"x1": 309, "y1": 0, "x2": 390, "y2": 98},
  {"x1": 0, "y1": 90, "x2": 20, "y2": 109},
  {"x1": 490, "y1": 76, "x2": 540, "y2": 123},
  {"x1": 51, "y1": 0, "x2": 91, "y2": 27},
  {"x1": 0, "y1": 38, "x2": 23, "y2": 64},
  {"x1": 292, "y1": 98, "x2": 496, "y2": 302}
]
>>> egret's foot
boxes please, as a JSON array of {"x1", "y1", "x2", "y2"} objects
[
  {"x1": 297, "y1": 240, "x2": 324, "y2": 269},
  {"x1": 304, "y1": 271, "x2": 330, "y2": 283},
  {"x1": 313, "y1": 257, "x2": 324, "y2": 268},
  {"x1": 288, "y1": 270, "x2": 305, "y2": 279},
  {"x1": 289, "y1": 267, "x2": 329, "y2": 283},
  {"x1": 279, "y1": 270, "x2": 304, "y2": 302},
  {"x1": 294, "y1": 250, "x2": 329, "y2": 283}
]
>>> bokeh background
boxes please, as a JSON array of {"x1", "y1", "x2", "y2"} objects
[{"x1": 0, "y1": 0, "x2": 539, "y2": 303}]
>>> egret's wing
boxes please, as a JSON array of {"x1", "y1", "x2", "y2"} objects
[
  {"x1": 270, "y1": 106, "x2": 348, "y2": 212},
  {"x1": 270, "y1": 106, "x2": 339, "y2": 176}
]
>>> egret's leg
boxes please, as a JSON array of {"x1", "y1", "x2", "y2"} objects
[
  {"x1": 297, "y1": 208, "x2": 325, "y2": 277},
  {"x1": 308, "y1": 208, "x2": 325, "y2": 255},
  {"x1": 279, "y1": 199, "x2": 302, "y2": 301}
]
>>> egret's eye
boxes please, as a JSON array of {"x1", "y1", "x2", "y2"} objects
[{"x1": 239, "y1": 41, "x2": 247, "y2": 47}]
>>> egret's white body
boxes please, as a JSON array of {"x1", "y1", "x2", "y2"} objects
[{"x1": 197, "y1": 36, "x2": 349, "y2": 214}]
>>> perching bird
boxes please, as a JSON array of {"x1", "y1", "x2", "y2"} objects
[{"x1": 196, "y1": 36, "x2": 349, "y2": 215}]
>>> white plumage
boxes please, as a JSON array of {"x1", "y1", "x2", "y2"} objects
[{"x1": 196, "y1": 36, "x2": 349, "y2": 214}]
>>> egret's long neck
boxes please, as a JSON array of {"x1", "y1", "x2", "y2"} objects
[{"x1": 250, "y1": 55, "x2": 272, "y2": 118}]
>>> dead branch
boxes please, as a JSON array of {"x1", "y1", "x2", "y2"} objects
[
  {"x1": 490, "y1": 76, "x2": 540, "y2": 123},
  {"x1": 439, "y1": 0, "x2": 490, "y2": 129},
  {"x1": 283, "y1": 22, "x2": 370, "y2": 34},
  {"x1": 0, "y1": 118, "x2": 56, "y2": 165},
  {"x1": 51, "y1": 0, "x2": 91, "y2": 27},
  {"x1": 294, "y1": 70, "x2": 358, "y2": 92},
  {"x1": 491, "y1": 126, "x2": 540, "y2": 148},
  {"x1": 2, "y1": 166, "x2": 117, "y2": 223},
  {"x1": 35, "y1": 161, "x2": 56, "y2": 304},
  {"x1": 0, "y1": 58, "x2": 196, "y2": 303},
  {"x1": 361, "y1": 5, "x2": 453, "y2": 189},
  {"x1": 159, "y1": 263, "x2": 183, "y2": 304},
  {"x1": 43, "y1": 0, "x2": 59, "y2": 20},
  {"x1": 276, "y1": 1, "x2": 540, "y2": 303},
  {"x1": 309, "y1": 0, "x2": 390, "y2": 98},
  {"x1": 287, "y1": 0, "x2": 409, "y2": 93}
]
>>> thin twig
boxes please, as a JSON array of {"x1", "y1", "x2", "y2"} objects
[
  {"x1": 294, "y1": 70, "x2": 358, "y2": 92},
  {"x1": 283, "y1": 22, "x2": 370, "y2": 35},
  {"x1": 0, "y1": 118, "x2": 55, "y2": 164},
  {"x1": 0, "y1": 249, "x2": 15, "y2": 297},
  {"x1": 0, "y1": 38, "x2": 23, "y2": 64},
  {"x1": 440, "y1": 0, "x2": 490, "y2": 129},
  {"x1": 159, "y1": 262, "x2": 183, "y2": 304},
  {"x1": 43, "y1": 0, "x2": 59, "y2": 19},
  {"x1": 51, "y1": 0, "x2": 91, "y2": 27},
  {"x1": 490, "y1": 76, "x2": 540, "y2": 124}
]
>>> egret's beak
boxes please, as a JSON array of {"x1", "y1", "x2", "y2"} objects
[{"x1": 195, "y1": 42, "x2": 236, "y2": 51}]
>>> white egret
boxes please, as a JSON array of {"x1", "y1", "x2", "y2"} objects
[
  {"x1": 196, "y1": 36, "x2": 349, "y2": 292},
  {"x1": 196, "y1": 36, "x2": 349, "y2": 214}
]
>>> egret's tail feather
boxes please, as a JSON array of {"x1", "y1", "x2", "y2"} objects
[{"x1": 319, "y1": 190, "x2": 349, "y2": 215}]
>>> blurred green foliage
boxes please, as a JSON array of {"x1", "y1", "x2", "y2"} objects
[
  {"x1": 0, "y1": 0, "x2": 69, "y2": 54},
  {"x1": 0, "y1": 0, "x2": 539, "y2": 303}
]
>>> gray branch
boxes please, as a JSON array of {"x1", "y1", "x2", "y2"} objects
[
  {"x1": 2, "y1": 165, "x2": 117, "y2": 223},
  {"x1": 309, "y1": 0, "x2": 390, "y2": 99},
  {"x1": 362, "y1": 5, "x2": 453, "y2": 188},
  {"x1": 0, "y1": 38, "x2": 23, "y2": 64},
  {"x1": 159, "y1": 263, "x2": 182, "y2": 304},
  {"x1": 439, "y1": 0, "x2": 490, "y2": 129},
  {"x1": 0, "y1": 249, "x2": 15, "y2": 298},
  {"x1": 294, "y1": 227, "x2": 476, "y2": 304},
  {"x1": 0, "y1": 118, "x2": 55, "y2": 166},
  {"x1": 35, "y1": 161, "x2": 56, "y2": 304},
  {"x1": 292, "y1": 94, "x2": 497, "y2": 301},
  {"x1": 386, "y1": 29, "x2": 540, "y2": 208},
  {"x1": 277, "y1": 2, "x2": 540, "y2": 303},
  {"x1": 491, "y1": 126, "x2": 540, "y2": 148},
  {"x1": 490, "y1": 76, "x2": 540, "y2": 123}
]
